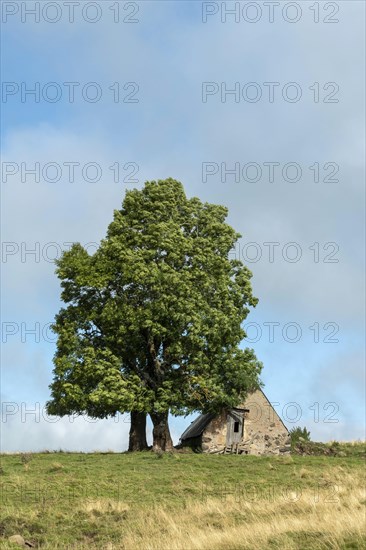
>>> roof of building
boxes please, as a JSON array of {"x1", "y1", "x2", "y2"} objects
[
  {"x1": 180, "y1": 407, "x2": 249, "y2": 441},
  {"x1": 180, "y1": 389, "x2": 290, "y2": 442},
  {"x1": 180, "y1": 412, "x2": 215, "y2": 441}
]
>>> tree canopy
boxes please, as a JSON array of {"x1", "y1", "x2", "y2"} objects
[{"x1": 47, "y1": 178, "x2": 262, "y2": 450}]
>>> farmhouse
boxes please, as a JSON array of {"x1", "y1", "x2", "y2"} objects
[{"x1": 180, "y1": 389, "x2": 291, "y2": 455}]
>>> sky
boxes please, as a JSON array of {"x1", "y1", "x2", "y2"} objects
[{"x1": 1, "y1": 0, "x2": 365, "y2": 452}]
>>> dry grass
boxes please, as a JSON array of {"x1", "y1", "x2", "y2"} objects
[
  {"x1": 0, "y1": 451, "x2": 365, "y2": 549},
  {"x1": 82, "y1": 498, "x2": 130, "y2": 516},
  {"x1": 49, "y1": 462, "x2": 64, "y2": 472},
  {"x1": 118, "y1": 482, "x2": 365, "y2": 549},
  {"x1": 66, "y1": 466, "x2": 365, "y2": 549}
]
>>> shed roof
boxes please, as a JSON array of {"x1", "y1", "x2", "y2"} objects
[{"x1": 180, "y1": 413, "x2": 215, "y2": 441}]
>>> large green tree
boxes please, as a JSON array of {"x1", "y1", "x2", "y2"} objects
[{"x1": 47, "y1": 179, "x2": 262, "y2": 451}]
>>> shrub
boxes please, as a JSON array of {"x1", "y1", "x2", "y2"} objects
[{"x1": 290, "y1": 426, "x2": 311, "y2": 447}]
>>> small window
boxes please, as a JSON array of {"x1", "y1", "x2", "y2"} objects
[{"x1": 234, "y1": 421, "x2": 240, "y2": 433}]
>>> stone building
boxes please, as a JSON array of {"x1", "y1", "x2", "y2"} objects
[{"x1": 179, "y1": 389, "x2": 291, "y2": 455}]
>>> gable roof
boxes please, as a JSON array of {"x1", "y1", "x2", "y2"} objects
[
  {"x1": 254, "y1": 388, "x2": 289, "y2": 433},
  {"x1": 180, "y1": 412, "x2": 215, "y2": 441},
  {"x1": 180, "y1": 389, "x2": 289, "y2": 442}
]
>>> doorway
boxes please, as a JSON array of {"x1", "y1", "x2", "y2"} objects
[{"x1": 226, "y1": 410, "x2": 244, "y2": 446}]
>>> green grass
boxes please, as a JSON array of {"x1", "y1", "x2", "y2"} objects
[{"x1": 0, "y1": 445, "x2": 365, "y2": 549}]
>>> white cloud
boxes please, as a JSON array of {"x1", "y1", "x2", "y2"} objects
[
  {"x1": 1, "y1": 406, "x2": 132, "y2": 452},
  {"x1": 1, "y1": 1, "x2": 364, "y2": 449}
]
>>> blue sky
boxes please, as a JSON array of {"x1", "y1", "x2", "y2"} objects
[{"x1": 1, "y1": 1, "x2": 365, "y2": 451}]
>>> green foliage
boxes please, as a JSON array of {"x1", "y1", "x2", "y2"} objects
[
  {"x1": 47, "y1": 179, "x2": 262, "y2": 420},
  {"x1": 290, "y1": 426, "x2": 311, "y2": 447}
]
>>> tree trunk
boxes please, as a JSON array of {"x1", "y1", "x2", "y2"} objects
[
  {"x1": 128, "y1": 411, "x2": 148, "y2": 451},
  {"x1": 150, "y1": 411, "x2": 174, "y2": 452}
]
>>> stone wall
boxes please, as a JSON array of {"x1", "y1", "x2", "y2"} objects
[
  {"x1": 239, "y1": 390, "x2": 291, "y2": 455},
  {"x1": 201, "y1": 390, "x2": 290, "y2": 455},
  {"x1": 201, "y1": 410, "x2": 228, "y2": 453}
]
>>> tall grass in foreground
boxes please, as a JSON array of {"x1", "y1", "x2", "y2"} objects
[
  {"x1": 2, "y1": 481, "x2": 365, "y2": 549},
  {"x1": 0, "y1": 450, "x2": 365, "y2": 549},
  {"x1": 121, "y1": 487, "x2": 365, "y2": 549}
]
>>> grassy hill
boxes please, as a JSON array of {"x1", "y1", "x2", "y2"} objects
[{"x1": 1, "y1": 443, "x2": 365, "y2": 549}]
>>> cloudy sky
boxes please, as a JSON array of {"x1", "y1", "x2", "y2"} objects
[{"x1": 1, "y1": 1, "x2": 365, "y2": 451}]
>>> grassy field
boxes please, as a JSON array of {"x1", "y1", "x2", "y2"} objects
[{"x1": 0, "y1": 443, "x2": 365, "y2": 549}]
